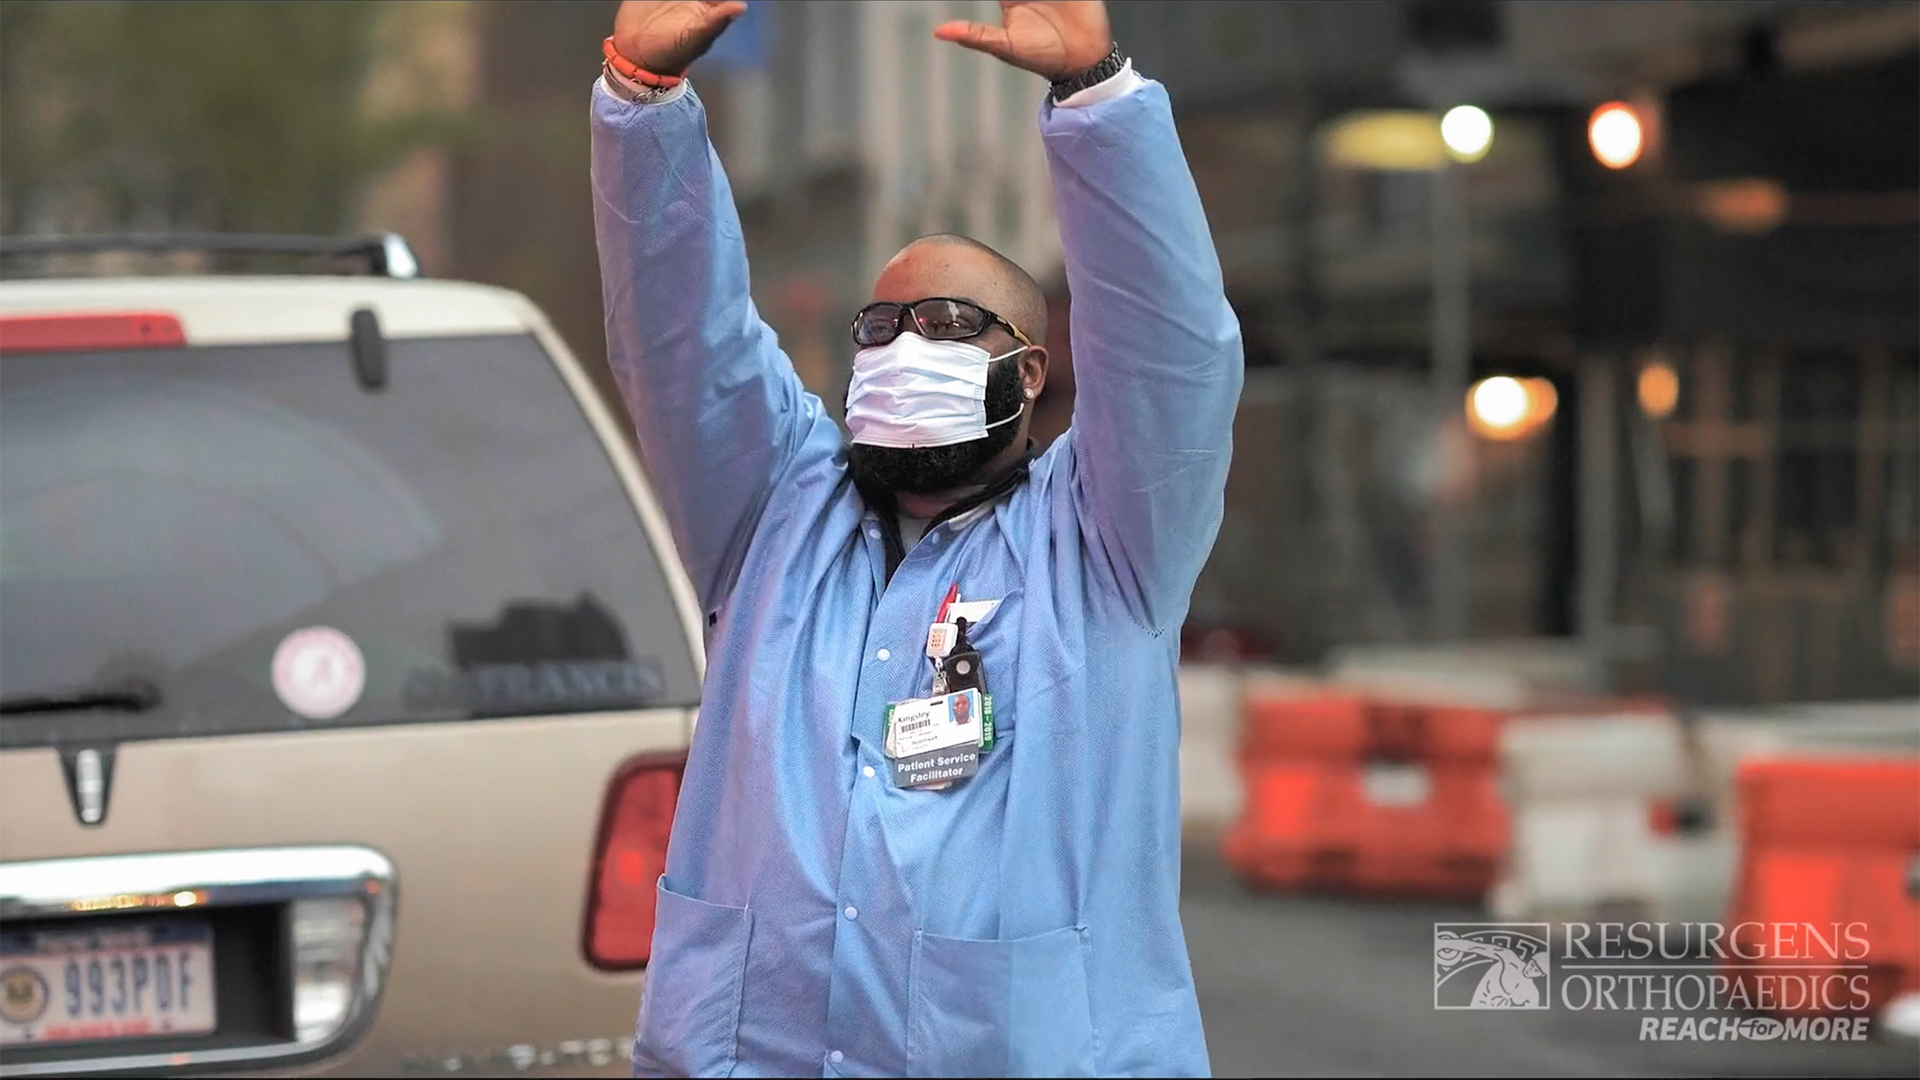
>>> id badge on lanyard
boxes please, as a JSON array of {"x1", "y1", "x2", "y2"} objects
[{"x1": 882, "y1": 585, "x2": 996, "y2": 790}]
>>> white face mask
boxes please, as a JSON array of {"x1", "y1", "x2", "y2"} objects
[{"x1": 845, "y1": 333, "x2": 1026, "y2": 449}]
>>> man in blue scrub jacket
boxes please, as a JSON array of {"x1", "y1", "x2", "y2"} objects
[{"x1": 593, "y1": 2, "x2": 1243, "y2": 1075}]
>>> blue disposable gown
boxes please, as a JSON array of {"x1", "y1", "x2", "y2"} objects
[{"x1": 590, "y1": 71, "x2": 1243, "y2": 1078}]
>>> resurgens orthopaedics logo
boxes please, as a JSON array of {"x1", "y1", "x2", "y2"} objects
[{"x1": 1435, "y1": 921, "x2": 1877, "y2": 1041}]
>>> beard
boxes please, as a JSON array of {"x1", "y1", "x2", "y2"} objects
[{"x1": 847, "y1": 355, "x2": 1026, "y2": 495}]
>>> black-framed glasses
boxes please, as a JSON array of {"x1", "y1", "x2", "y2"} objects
[{"x1": 851, "y1": 297, "x2": 1033, "y2": 349}]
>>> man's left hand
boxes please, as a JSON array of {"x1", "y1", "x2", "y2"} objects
[{"x1": 933, "y1": 1, "x2": 1110, "y2": 80}]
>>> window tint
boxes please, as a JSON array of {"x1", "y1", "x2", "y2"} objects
[{"x1": 1, "y1": 333, "x2": 699, "y2": 748}]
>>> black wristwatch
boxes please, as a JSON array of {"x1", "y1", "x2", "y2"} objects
[{"x1": 1049, "y1": 43, "x2": 1126, "y2": 104}]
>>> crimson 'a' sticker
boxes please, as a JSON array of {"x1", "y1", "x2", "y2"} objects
[{"x1": 272, "y1": 626, "x2": 366, "y2": 720}]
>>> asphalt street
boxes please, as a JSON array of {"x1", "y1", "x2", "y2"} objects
[{"x1": 1179, "y1": 845, "x2": 1919, "y2": 1079}]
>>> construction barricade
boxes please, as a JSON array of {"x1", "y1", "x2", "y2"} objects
[
  {"x1": 1697, "y1": 701, "x2": 1920, "y2": 838},
  {"x1": 1724, "y1": 756, "x2": 1920, "y2": 1017},
  {"x1": 1223, "y1": 687, "x2": 1507, "y2": 900},
  {"x1": 1486, "y1": 706, "x2": 1732, "y2": 925},
  {"x1": 1691, "y1": 700, "x2": 1920, "y2": 932},
  {"x1": 1177, "y1": 663, "x2": 1247, "y2": 831},
  {"x1": 1179, "y1": 665, "x2": 1321, "y2": 832}
]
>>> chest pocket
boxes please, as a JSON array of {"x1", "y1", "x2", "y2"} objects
[
  {"x1": 935, "y1": 497, "x2": 1086, "y2": 739},
  {"x1": 946, "y1": 585, "x2": 1023, "y2": 736}
]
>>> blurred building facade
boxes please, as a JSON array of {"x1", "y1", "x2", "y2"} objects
[
  {"x1": 1548, "y1": 11, "x2": 1920, "y2": 702},
  {"x1": 1097, "y1": 0, "x2": 1920, "y2": 704}
]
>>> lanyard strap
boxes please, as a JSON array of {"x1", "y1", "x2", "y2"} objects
[{"x1": 858, "y1": 448, "x2": 1034, "y2": 586}]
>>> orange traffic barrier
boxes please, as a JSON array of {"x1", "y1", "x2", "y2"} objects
[
  {"x1": 1238, "y1": 693, "x2": 1369, "y2": 760},
  {"x1": 1725, "y1": 757, "x2": 1920, "y2": 1017},
  {"x1": 1224, "y1": 692, "x2": 1508, "y2": 900}
]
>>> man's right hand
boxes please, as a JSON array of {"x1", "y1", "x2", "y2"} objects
[{"x1": 611, "y1": 0, "x2": 746, "y2": 78}]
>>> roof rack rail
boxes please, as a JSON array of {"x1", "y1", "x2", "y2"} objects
[{"x1": 0, "y1": 232, "x2": 420, "y2": 279}]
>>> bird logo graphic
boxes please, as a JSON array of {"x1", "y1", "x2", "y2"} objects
[{"x1": 1434, "y1": 926, "x2": 1551, "y2": 1009}]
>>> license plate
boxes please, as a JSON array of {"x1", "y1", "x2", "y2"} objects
[
  {"x1": 0, "y1": 921, "x2": 216, "y2": 1046},
  {"x1": 1362, "y1": 763, "x2": 1432, "y2": 806}
]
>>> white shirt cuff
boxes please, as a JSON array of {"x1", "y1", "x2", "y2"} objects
[
  {"x1": 598, "y1": 65, "x2": 690, "y2": 107},
  {"x1": 1055, "y1": 59, "x2": 1144, "y2": 109}
]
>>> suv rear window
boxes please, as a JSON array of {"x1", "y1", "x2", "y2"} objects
[{"x1": 1, "y1": 332, "x2": 700, "y2": 748}]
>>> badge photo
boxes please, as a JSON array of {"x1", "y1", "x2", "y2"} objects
[{"x1": 885, "y1": 688, "x2": 984, "y2": 761}]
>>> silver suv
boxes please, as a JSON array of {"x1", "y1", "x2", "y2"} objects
[{"x1": 0, "y1": 234, "x2": 700, "y2": 1076}]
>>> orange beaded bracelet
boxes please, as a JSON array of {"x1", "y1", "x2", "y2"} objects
[{"x1": 602, "y1": 37, "x2": 683, "y2": 88}]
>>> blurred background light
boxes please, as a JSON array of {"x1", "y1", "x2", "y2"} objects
[
  {"x1": 1638, "y1": 359, "x2": 1681, "y2": 419},
  {"x1": 1468, "y1": 375, "x2": 1528, "y2": 433},
  {"x1": 1696, "y1": 177, "x2": 1791, "y2": 234},
  {"x1": 1320, "y1": 110, "x2": 1449, "y2": 172},
  {"x1": 1467, "y1": 375, "x2": 1558, "y2": 441},
  {"x1": 1440, "y1": 105, "x2": 1494, "y2": 163},
  {"x1": 1588, "y1": 102, "x2": 1645, "y2": 169}
]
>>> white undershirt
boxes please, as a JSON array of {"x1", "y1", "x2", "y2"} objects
[{"x1": 898, "y1": 515, "x2": 931, "y2": 549}]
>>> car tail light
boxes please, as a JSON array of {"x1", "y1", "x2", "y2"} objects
[
  {"x1": 584, "y1": 755, "x2": 685, "y2": 970},
  {"x1": 0, "y1": 312, "x2": 186, "y2": 353}
]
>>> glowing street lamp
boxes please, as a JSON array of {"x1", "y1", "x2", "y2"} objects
[
  {"x1": 1440, "y1": 105, "x2": 1494, "y2": 164},
  {"x1": 1319, "y1": 103, "x2": 1497, "y2": 635},
  {"x1": 1466, "y1": 376, "x2": 1558, "y2": 440},
  {"x1": 1431, "y1": 103, "x2": 1492, "y2": 637},
  {"x1": 1470, "y1": 376, "x2": 1529, "y2": 432},
  {"x1": 1589, "y1": 102, "x2": 1644, "y2": 169},
  {"x1": 1638, "y1": 360, "x2": 1680, "y2": 419}
]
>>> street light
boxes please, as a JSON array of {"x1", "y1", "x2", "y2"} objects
[
  {"x1": 1466, "y1": 376, "x2": 1558, "y2": 440},
  {"x1": 1440, "y1": 105, "x2": 1494, "y2": 164},
  {"x1": 1429, "y1": 104, "x2": 1492, "y2": 638},
  {"x1": 1470, "y1": 376, "x2": 1529, "y2": 432},
  {"x1": 1637, "y1": 360, "x2": 1680, "y2": 419},
  {"x1": 1588, "y1": 102, "x2": 1644, "y2": 169},
  {"x1": 1316, "y1": 103, "x2": 1496, "y2": 638}
]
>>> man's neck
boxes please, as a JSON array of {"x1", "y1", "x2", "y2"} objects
[{"x1": 895, "y1": 484, "x2": 984, "y2": 521}]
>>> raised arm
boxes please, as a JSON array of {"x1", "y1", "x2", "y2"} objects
[
  {"x1": 591, "y1": 1, "x2": 834, "y2": 612},
  {"x1": 938, "y1": 2, "x2": 1244, "y2": 632},
  {"x1": 1043, "y1": 79, "x2": 1243, "y2": 631}
]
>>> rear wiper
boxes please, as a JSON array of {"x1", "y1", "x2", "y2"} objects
[{"x1": 0, "y1": 678, "x2": 162, "y2": 716}]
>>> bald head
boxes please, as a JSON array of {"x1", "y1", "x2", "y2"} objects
[{"x1": 873, "y1": 234, "x2": 1048, "y2": 348}]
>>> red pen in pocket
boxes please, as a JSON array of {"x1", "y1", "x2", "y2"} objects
[{"x1": 936, "y1": 582, "x2": 959, "y2": 624}]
